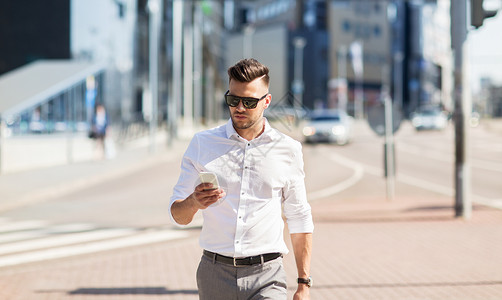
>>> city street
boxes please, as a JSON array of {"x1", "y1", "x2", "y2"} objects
[
  {"x1": 2, "y1": 1, "x2": 502, "y2": 299},
  {"x1": 0, "y1": 119, "x2": 502, "y2": 299}
]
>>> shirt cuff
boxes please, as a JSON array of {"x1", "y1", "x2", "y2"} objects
[{"x1": 287, "y1": 215, "x2": 314, "y2": 234}]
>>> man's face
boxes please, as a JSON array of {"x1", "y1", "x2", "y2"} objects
[{"x1": 228, "y1": 78, "x2": 271, "y2": 131}]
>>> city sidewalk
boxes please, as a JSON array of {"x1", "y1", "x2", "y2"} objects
[
  {"x1": 0, "y1": 133, "x2": 191, "y2": 213},
  {"x1": 1, "y1": 124, "x2": 502, "y2": 299}
]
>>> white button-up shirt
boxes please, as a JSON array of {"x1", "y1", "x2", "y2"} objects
[{"x1": 169, "y1": 119, "x2": 314, "y2": 257}]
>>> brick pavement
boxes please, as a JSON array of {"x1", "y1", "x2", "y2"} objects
[{"x1": 1, "y1": 169, "x2": 502, "y2": 300}]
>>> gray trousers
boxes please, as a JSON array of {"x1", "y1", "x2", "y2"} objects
[{"x1": 196, "y1": 253, "x2": 287, "y2": 300}]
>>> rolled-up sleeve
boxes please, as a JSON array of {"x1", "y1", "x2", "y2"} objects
[
  {"x1": 168, "y1": 135, "x2": 201, "y2": 226},
  {"x1": 282, "y1": 142, "x2": 314, "y2": 234}
]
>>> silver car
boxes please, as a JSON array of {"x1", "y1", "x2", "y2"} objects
[
  {"x1": 302, "y1": 110, "x2": 354, "y2": 145},
  {"x1": 411, "y1": 109, "x2": 448, "y2": 131}
]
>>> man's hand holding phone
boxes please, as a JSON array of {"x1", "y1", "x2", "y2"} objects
[{"x1": 191, "y1": 172, "x2": 225, "y2": 209}]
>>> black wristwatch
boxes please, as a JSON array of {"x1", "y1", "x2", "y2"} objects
[{"x1": 297, "y1": 276, "x2": 313, "y2": 288}]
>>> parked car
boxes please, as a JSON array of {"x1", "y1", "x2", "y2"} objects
[
  {"x1": 411, "y1": 109, "x2": 448, "y2": 131},
  {"x1": 302, "y1": 110, "x2": 354, "y2": 145}
]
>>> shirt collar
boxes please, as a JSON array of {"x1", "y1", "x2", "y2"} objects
[{"x1": 225, "y1": 117, "x2": 275, "y2": 142}]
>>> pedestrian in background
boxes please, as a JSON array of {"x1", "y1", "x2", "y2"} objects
[
  {"x1": 89, "y1": 103, "x2": 109, "y2": 159},
  {"x1": 169, "y1": 58, "x2": 314, "y2": 299}
]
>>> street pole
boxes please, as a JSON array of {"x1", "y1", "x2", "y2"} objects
[
  {"x1": 337, "y1": 45, "x2": 348, "y2": 113},
  {"x1": 171, "y1": 0, "x2": 183, "y2": 145},
  {"x1": 393, "y1": 51, "x2": 404, "y2": 116},
  {"x1": 451, "y1": 0, "x2": 472, "y2": 219},
  {"x1": 183, "y1": 5, "x2": 193, "y2": 133},
  {"x1": 382, "y1": 64, "x2": 395, "y2": 202},
  {"x1": 350, "y1": 41, "x2": 364, "y2": 119},
  {"x1": 243, "y1": 25, "x2": 255, "y2": 58},
  {"x1": 384, "y1": 92, "x2": 395, "y2": 201},
  {"x1": 148, "y1": 0, "x2": 161, "y2": 153},
  {"x1": 193, "y1": 4, "x2": 203, "y2": 126},
  {"x1": 293, "y1": 36, "x2": 306, "y2": 111}
]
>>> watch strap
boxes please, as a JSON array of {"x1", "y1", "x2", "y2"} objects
[
  {"x1": 297, "y1": 277, "x2": 309, "y2": 284},
  {"x1": 297, "y1": 276, "x2": 312, "y2": 287}
]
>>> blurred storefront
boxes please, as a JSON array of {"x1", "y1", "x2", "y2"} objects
[
  {"x1": 0, "y1": 60, "x2": 105, "y2": 136},
  {"x1": 0, "y1": 60, "x2": 106, "y2": 173}
]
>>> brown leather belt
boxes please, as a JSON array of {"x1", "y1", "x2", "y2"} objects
[{"x1": 203, "y1": 250, "x2": 282, "y2": 267}]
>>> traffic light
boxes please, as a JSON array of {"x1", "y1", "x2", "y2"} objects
[{"x1": 471, "y1": 0, "x2": 498, "y2": 29}]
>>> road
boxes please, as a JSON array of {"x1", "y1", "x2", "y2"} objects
[
  {"x1": 0, "y1": 119, "x2": 501, "y2": 299},
  {"x1": 300, "y1": 118, "x2": 502, "y2": 209}
]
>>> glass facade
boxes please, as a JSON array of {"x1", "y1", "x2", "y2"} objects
[{"x1": 4, "y1": 73, "x2": 104, "y2": 137}]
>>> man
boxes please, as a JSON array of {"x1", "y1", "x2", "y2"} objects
[{"x1": 169, "y1": 58, "x2": 314, "y2": 299}]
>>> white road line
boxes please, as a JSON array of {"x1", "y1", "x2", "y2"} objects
[
  {"x1": 351, "y1": 155, "x2": 502, "y2": 210},
  {"x1": 0, "y1": 231, "x2": 48, "y2": 244},
  {"x1": 308, "y1": 152, "x2": 364, "y2": 201},
  {"x1": 0, "y1": 223, "x2": 98, "y2": 244},
  {"x1": 0, "y1": 228, "x2": 136, "y2": 256},
  {"x1": 0, "y1": 220, "x2": 49, "y2": 233},
  {"x1": 470, "y1": 159, "x2": 502, "y2": 173},
  {"x1": 473, "y1": 197, "x2": 502, "y2": 209},
  {"x1": 398, "y1": 172, "x2": 454, "y2": 197},
  {"x1": 472, "y1": 142, "x2": 502, "y2": 153},
  {"x1": 0, "y1": 229, "x2": 189, "y2": 268},
  {"x1": 398, "y1": 143, "x2": 453, "y2": 163},
  {"x1": 47, "y1": 223, "x2": 97, "y2": 233},
  {"x1": 399, "y1": 143, "x2": 502, "y2": 173}
]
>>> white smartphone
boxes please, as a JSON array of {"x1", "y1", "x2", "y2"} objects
[{"x1": 199, "y1": 172, "x2": 220, "y2": 190}]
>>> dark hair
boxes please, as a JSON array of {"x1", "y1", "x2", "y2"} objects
[{"x1": 227, "y1": 58, "x2": 269, "y2": 87}]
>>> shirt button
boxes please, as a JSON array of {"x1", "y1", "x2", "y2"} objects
[
  {"x1": 247, "y1": 143, "x2": 250, "y2": 146},
  {"x1": 241, "y1": 192, "x2": 245, "y2": 195},
  {"x1": 236, "y1": 241, "x2": 239, "y2": 244}
]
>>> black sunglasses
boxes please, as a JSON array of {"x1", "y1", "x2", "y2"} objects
[{"x1": 225, "y1": 90, "x2": 268, "y2": 109}]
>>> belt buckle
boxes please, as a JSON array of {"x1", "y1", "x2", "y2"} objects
[{"x1": 233, "y1": 257, "x2": 237, "y2": 267}]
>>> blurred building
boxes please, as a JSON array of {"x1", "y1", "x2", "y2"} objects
[
  {"x1": 403, "y1": 0, "x2": 452, "y2": 116},
  {"x1": 328, "y1": 1, "x2": 391, "y2": 115},
  {"x1": 134, "y1": 0, "x2": 227, "y2": 128},
  {"x1": 1, "y1": 0, "x2": 456, "y2": 136},
  {"x1": 0, "y1": 61, "x2": 105, "y2": 135},
  {"x1": 71, "y1": 0, "x2": 137, "y2": 123},
  {"x1": 0, "y1": 0, "x2": 229, "y2": 173},
  {"x1": 0, "y1": 0, "x2": 135, "y2": 133},
  {"x1": 478, "y1": 78, "x2": 502, "y2": 117},
  {"x1": 488, "y1": 86, "x2": 502, "y2": 117},
  {"x1": 328, "y1": 0, "x2": 452, "y2": 118},
  {"x1": 0, "y1": 0, "x2": 228, "y2": 137},
  {"x1": 0, "y1": 0, "x2": 111, "y2": 138},
  {"x1": 224, "y1": 0, "x2": 329, "y2": 110},
  {"x1": 0, "y1": 0, "x2": 71, "y2": 75}
]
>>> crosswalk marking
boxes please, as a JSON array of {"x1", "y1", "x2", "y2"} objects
[
  {"x1": 46, "y1": 223, "x2": 97, "y2": 233},
  {"x1": 0, "y1": 228, "x2": 135, "y2": 256},
  {"x1": 0, "y1": 223, "x2": 97, "y2": 244},
  {"x1": 0, "y1": 230, "x2": 188, "y2": 268},
  {"x1": 0, "y1": 220, "x2": 49, "y2": 233},
  {"x1": 0, "y1": 231, "x2": 48, "y2": 244},
  {"x1": 0, "y1": 218, "x2": 190, "y2": 268}
]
